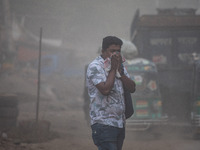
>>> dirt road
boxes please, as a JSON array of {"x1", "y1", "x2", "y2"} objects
[
  {"x1": 17, "y1": 95, "x2": 200, "y2": 150},
  {"x1": 14, "y1": 93, "x2": 200, "y2": 150}
]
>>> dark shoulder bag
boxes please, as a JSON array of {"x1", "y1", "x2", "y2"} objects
[
  {"x1": 124, "y1": 89, "x2": 134, "y2": 119},
  {"x1": 121, "y1": 64, "x2": 134, "y2": 119}
]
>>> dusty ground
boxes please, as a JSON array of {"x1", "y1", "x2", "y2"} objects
[{"x1": 0, "y1": 72, "x2": 200, "y2": 150}]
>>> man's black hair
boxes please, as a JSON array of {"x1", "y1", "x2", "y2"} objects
[{"x1": 102, "y1": 36, "x2": 123, "y2": 51}]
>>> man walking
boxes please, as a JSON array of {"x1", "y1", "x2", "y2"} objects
[{"x1": 86, "y1": 36, "x2": 135, "y2": 150}]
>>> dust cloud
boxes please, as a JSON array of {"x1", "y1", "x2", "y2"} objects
[{"x1": 1, "y1": 0, "x2": 200, "y2": 150}]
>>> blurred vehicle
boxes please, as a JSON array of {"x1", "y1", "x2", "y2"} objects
[
  {"x1": 124, "y1": 58, "x2": 167, "y2": 131},
  {"x1": 130, "y1": 7, "x2": 200, "y2": 136}
]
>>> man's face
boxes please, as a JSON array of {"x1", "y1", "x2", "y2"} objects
[{"x1": 104, "y1": 44, "x2": 121, "y2": 58}]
